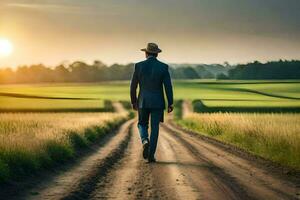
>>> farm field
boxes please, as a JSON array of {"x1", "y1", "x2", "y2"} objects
[
  {"x1": 0, "y1": 82, "x2": 129, "y2": 100},
  {"x1": 175, "y1": 80, "x2": 300, "y2": 112},
  {"x1": 0, "y1": 80, "x2": 299, "y2": 199},
  {"x1": 0, "y1": 111, "x2": 127, "y2": 182},
  {"x1": 177, "y1": 111, "x2": 300, "y2": 169},
  {"x1": 0, "y1": 80, "x2": 300, "y2": 111},
  {"x1": 171, "y1": 80, "x2": 300, "y2": 170},
  {"x1": 0, "y1": 97, "x2": 106, "y2": 111}
]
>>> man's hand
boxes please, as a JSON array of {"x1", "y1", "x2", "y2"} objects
[
  {"x1": 168, "y1": 105, "x2": 174, "y2": 113},
  {"x1": 132, "y1": 103, "x2": 138, "y2": 111}
]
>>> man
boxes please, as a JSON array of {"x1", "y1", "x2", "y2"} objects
[{"x1": 130, "y1": 42, "x2": 174, "y2": 163}]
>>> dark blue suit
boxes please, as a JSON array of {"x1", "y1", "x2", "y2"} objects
[{"x1": 130, "y1": 56, "x2": 173, "y2": 159}]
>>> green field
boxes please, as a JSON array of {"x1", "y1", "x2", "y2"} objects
[
  {"x1": 0, "y1": 80, "x2": 300, "y2": 182},
  {"x1": 0, "y1": 82, "x2": 129, "y2": 99},
  {"x1": 175, "y1": 81, "x2": 300, "y2": 111},
  {"x1": 1, "y1": 80, "x2": 300, "y2": 111},
  {"x1": 0, "y1": 82, "x2": 135, "y2": 182},
  {"x1": 166, "y1": 80, "x2": 300, "y2": 170},
  {"x1": 0, "y1": 97, "x2": 105, "y2": 111}
]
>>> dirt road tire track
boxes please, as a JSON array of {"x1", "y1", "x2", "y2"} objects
[
  {"x1": 86, "y1": 120, "x2": 299, "y2": 200},
  {"x1": 62, "y1": 126, "x2": 133, "y2": 200},
  {"x1": 24, "y1": 119, "x2": 135, "y2": 200},
  {"x1": 162, "y1": 122, "x2": 300, "y2": 200},
  {"x1": 4, "y1": 117, "x2": 299, "y2": 200}
]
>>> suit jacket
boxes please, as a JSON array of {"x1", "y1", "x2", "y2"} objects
[{"x1": 130, "y1": 56, "x2": 173, "y2": 109}]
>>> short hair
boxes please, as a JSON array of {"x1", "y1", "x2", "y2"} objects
[{"x1": 146, "y1": 52, "x2": 158, "y2": 57}]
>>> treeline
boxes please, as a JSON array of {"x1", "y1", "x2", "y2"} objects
[
  {"x1": 169, "y1": 64, "x2": 228, "y2": 79},
  {"x1": 0, "y1": 61, "x2": 134, "y2": 83},
  {"x1": 0, "y1": 61, "x2": 227, "y2": 84},
  {"x1": 0, "y1": 60, "x2": 299, "y2": 84},
  {"x1": 220, "y1": 60, "x2": 300, "y2": 80}
]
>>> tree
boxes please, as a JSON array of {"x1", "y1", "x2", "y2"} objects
[{"x1": 217, "y1": 73, "x2": 229, "y2": 80}]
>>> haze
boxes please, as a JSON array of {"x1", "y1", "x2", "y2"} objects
[{"x1": 0, "y1": 0, "x2": 300, "y2": 67}]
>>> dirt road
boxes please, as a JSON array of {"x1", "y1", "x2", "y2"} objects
[{"x1": 6, "y1": 118, "x2": 300, "y2": 200}]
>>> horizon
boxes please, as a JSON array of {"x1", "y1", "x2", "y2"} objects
[
  {"x1": 1, "y1": 0, "x2": 300, "y2": 67},
  {"x1": 2, "y1": 58, "x2": 300, "y2": 70}
]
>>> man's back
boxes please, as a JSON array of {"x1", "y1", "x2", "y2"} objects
[
  {"x1": 130, "y1": 56, "x2": 173, "y2": 109},
  {"x1": 137, "y1": 57, "x2": 167, "y2": 91}
]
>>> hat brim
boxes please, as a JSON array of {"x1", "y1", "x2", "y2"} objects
[{"x1": 141, "y1": 48, "x2": 162, "y2": 54}]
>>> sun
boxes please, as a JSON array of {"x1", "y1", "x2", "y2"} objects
[{"x1": 0, "y1": 38, "x2": 13, "y2": 57}]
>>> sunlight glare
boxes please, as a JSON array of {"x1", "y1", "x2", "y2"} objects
[{"x1": 0, "y1": 38, "x2": 13, "y2": 57}]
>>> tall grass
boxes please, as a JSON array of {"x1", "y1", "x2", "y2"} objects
[
  {"x1": 178, "y1": 113, "x2": 300, "y2": 170},
  {"x1": 0, "y1": 112, "x2": 127, "y2": 182}
]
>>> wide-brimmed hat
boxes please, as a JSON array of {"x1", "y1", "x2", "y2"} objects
[{"x1": 141, "y1": 43, "x2": 162, "y2": 54}]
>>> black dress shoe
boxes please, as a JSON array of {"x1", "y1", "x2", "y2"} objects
[
  {"x1": 148, "y1": 157, "x2": 156, "y2": 163},
  {"x1": 142, "y1": 140, "x2": 149, "y2": 159}
]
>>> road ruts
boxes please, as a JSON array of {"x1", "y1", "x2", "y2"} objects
[
  {"x1": 24, "y1": 119, "x2": 135, "y2": 200},
  {"x1": 88, "y1": 124, "x2": 200, "y2": 200},
  {"x1": 161, "y1": 123, "x2": 300, "y2": 200},
  {"x1": 19, "y1": 119, "x2": 299, "y2": 200},
  {"x1": 78, "y1": 121, "x2": 299, "y2": 200}
]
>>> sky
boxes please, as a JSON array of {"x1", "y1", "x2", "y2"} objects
[{"x1": 0, "y1": 0, "x2": 300, "y2": 68}]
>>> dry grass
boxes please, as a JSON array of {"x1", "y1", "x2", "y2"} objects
[
  {"x1": 178, "y1": 113, "x2": 300, "y2": 169},
  {"x1": 0, "y1": 112, "x2": 127, "y2": 182},
  {"x1": 0, "y1": 113, "x2": 119, "y2": 148}
]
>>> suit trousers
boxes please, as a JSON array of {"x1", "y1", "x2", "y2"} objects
[{"x1": 137, "y1": 108, "x2": 164, "y2": 159}]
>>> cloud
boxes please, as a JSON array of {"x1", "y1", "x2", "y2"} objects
[
  {"x1": 5, "y1": 2, "x2": 122, "y2": 17},
  {"x1": 5, "y1": 3, "x2": 94, "y2": 14},
  {"x1": 7, "y1": 3, "x2": 71, "y2": 8}
]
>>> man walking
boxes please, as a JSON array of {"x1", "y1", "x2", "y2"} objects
[{"x1": 130, "y1": 43, "x2": 174, "y2": 163}]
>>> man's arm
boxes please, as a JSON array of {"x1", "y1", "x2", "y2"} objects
[
  {"x1": 130, "y1": 64, "x2": 138, "y2": 110},
  {"x1": 163, "y1": 66, "x2": 174, "y2": 112}
]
